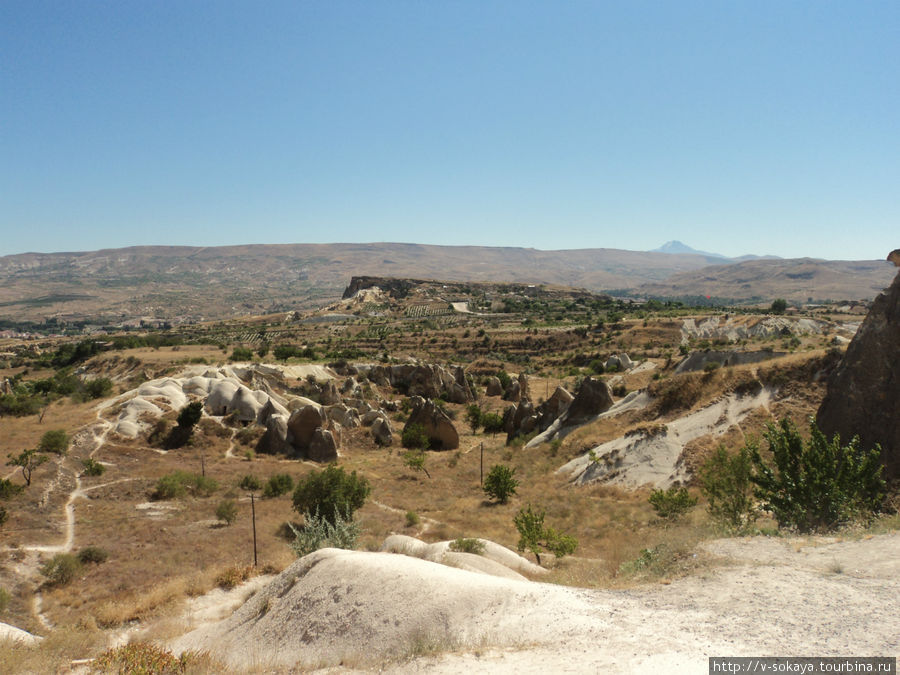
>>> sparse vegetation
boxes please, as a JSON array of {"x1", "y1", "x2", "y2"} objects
[
  {"x1": 38, "y1": 429, "x2": 69, "y2": 454},
  {"x1": 401, "y1": 423, "x2": 430, "y2": 450},
  {"x1": 449, "y1": 537, "x2": 485, "y2": 555},
  {"x1": 81, "y1": 458, "x2": 106, "y2": 476},
  {"x1": 153, "y1": 471, "x2": 218, "y2": 500},
  {"x1": 648, "y1": 486, "x2": 698, "y2": 521},
  {"x1": 41, "y1": 553, "x2": 83, "y2": 587},
  {"x1": 77, "y1": 546, "x2": 109, "y2": 565},
  {"x1": 402, "y1": 448, "x2": 431, "y2": 478},
  {"x1": 263, "y1": 473, "x2": 294, "y2": 498}
]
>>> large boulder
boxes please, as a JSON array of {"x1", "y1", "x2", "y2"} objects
[
  {"x1": 287, "y1": 405, "x2": 327, "y2": 451},
  {"x1": 326, "y1": 404, "x2": 360, "y2": 429},
  {"x1": 485, "y1": 377, "x2": 503, "y2": 397},
  {"x1": 320, "y1": 380, "x2": 341, "y2": 406},
  {"x1": 817, "y1": 267, "x2": 900, "y2": 480},
  {"x1": 258, "y1": 414, "x2": 291, "y2": 454},
  {"x1": 517, "y1": 373, "x2": 531, "y2": 403},
  {"x1": 371, "y1": 417, "x2": 393, "y2": 446},
  {"x1": 560, "y1": 377, "x2": 613, "y2": 425},
  {"x1": 308, "y1": 428, "x2": 338, "y2": 463},
  {"x1": 537, "y1": 386, "x2": 574, "y2": 430},
  {"x1": 404, "y1": 397, "x2": 459, "y2": 450}
]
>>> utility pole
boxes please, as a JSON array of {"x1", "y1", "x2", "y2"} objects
[
  {"x1": 251, "y1": 492, "x2": 258, "y2": 567},
  {"x1": 480, "y1": 442, "x2": 484, "y2": 486}
]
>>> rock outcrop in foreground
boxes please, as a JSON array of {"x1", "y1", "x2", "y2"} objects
[{"x1": 817, "y1": 265, "x2": 900, "y2": 480}]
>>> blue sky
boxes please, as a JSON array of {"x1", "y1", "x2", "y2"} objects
[{"x1": 2, "y1": 1, "x2": 897, "y2": 260}]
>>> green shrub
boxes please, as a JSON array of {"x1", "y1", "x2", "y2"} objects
[
  {"x1": 81, "y1": 458, "x2": 106, "y2": 477},
  {"x1": 38, "y1": 429, "x2": 69, "y2": 454},
  {"x1": 648, "y1": 486, "x2": 698, "y2": 521},
  {"x1": 481, "y1": 412, "x2": 505, "y2": 435},
  {"x1": 699, "y1": 445, "x2": 758, "y2": 532},
  {"x1": 405, "y1": 510, "x2": 419, "y2": 527},
  {"x1": 239, "y1": 474, "x2": 262, "y2": 491},
  {"x1": 0, "y1": 587, "x2": 10, "y2": 612},
  {"x1": 77, "y1": 546, "x2": 109, "y2": 565},
  {"x1": 216, "y1": 499, "x2": 238, "y2": 525},
  {"x1": 449, "y1": 537, "x2": 485, "y2": 555},
  {"x1": 290, "y1": 507, "x2": 361, "y2": 557},
  {"x1": 263, "y1": 473, "x2": 294, "y2": 498},
  {"x1": 83, "y1": 377, "x2": 113, "y2": 399},
  {"x1": 750, "y1": 418, "x2": 885, "y2": 532},
  {"x1": 0, "y1": 478, "x2": 23, "y2": 499},
  {"x1": 513, "y1": 503, "x2": 577, "y2": 566},
  {"x1": 401, "y1": 423, "x2": 430, "y2": 450},
  {"x1": 41, "y1": 553, "x2": 82, "y2": 586},
  {"x1": 0, "y1": 506, "x2": 7, "y2": 528},
  {"x1": 292, "y1": 465, "x2": 370, "y2": 525},
  {"x1": 176, "y1": 401, "x2": 203, "y2": 429},
  {"x1": 230, "y1": 346, "x2": 254, "y2": 361},
  {"x1": 483, "y1": 464, "x2": 518, "y2": 504}
]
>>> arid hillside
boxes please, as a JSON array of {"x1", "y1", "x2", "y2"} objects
[{"x1": 1, "y1": 243, "x2": 893, "y2": 324}]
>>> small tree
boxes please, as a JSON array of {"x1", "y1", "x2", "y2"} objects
[
  {"x1": 648, "y1": 486, "x2": 697, "y2": 521},
  {"x1": 513, "y1": 504, "x2": 577, "y2": 566},
  {"x1": 177, "y1": 401, "x2": 203, "y2": 430},
  {"x1": 292, "y1": 465, "x2": 370, "y2": 525},
  {"x1": 465, "y1": 404, "x2": 483, "y2": 434},
  {"x1": 39, "y1": 429, "x2": 69, "y2": 455},
  {"x1": 699, "y1": 445, "x2": 758, "y2": 532},
  {"x1": 750, "y1": 418, "x2": 885, "y2": 532},
  {"x1": 7, "y1": 449, "x2": 47, "y2": 486},
  {"x1": 81, "y1": 458, "x2": 106, "y2": 477},
  {"x1": 239, "y1": 474, "x2": 262, "y2": 491},
  {"x1": 216, "y1": 499, "x2": 238, "y2": 525},
  {"x1": 483, "y1": 464, "x2": 518, "y2": 504},
  {"x1": 770, "y1": 298, "x2": 788, "y2": 314},
  {"x1": 402, "y1": 448, "x2": 431, "y2": 478}
]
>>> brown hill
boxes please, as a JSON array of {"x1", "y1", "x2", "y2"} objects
[
  {"x1": 0, "y1": 243, "x2": 711, "y2": 323},
  {"x1": 0, "y1": 243, "x2": 893, "y2": 323},
  {"x1": 638, "y1": 257, "x2": 896, "y2": 304}
]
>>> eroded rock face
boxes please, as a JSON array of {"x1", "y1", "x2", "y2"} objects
[
  {"x1": 561, "y1": 377, "x2": 613, "y2": 425},
  {"x1": 368, "y1": 364, "x2": 472, "y2": 404},
  {"x1": 817, "y1": 269, "x2": 900, "y2": 480},
  {"x1": 371, "y1": 417, "x2": 393, "y2": 446},
  {"x1": 403, "y1": 396, "x2": 459, "y2": 450},
  {"x1": 485, "y1": 377, "x2": 503, "y2": 397},
  {"x1": 287, "y1": 405, "x2": 327, "y2": 451}
]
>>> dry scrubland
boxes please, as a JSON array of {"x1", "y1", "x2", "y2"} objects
[{"x1": 0, "y1": 284, "x2": 896, "y2": 672}]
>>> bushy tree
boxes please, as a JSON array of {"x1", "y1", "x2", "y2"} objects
[
  {"x1": 770, "y1": 298, "x2": 788, "y2": 314},
  {"x1": 483, "y1": 464, "x2": 518, "y2": 504},
  {"x1": 38, "y1": 429, "x2": 69, "y2": 455},
  {"x1": 401, "y1": 423, "x2": 430, "y2": 450},
  {"x1": 292, "y1": 465, "x2": 370, "y2": 525},
  {"x1": 263, "y1": 473, "x2": 294, "y2": 498},
  {"x1": 699, "y1": 445, "x2": 758, "y2": 531},
  {"x1": 81, "y1": 458, "x2": 106, "y2": 477},
  {"x1": 513, "y1": 504, "x2": 577, "y2": 566},
  {"x1": 648, "y1": 486, "x2": 697, "y2": 521},
  {"x1": 177, "y1": 401, "x2": 203, "y2": 429},
  {"x1": 481, "y1": 412, "x2": 505, "y2": 435},
  {"x1": 750, "y1": 418, "x2": 885, "y2": 532}
]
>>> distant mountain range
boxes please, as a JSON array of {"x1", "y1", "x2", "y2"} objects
[
  {"x1": 650, "y1": 240, "x2": 781, "y2": 263},
  {"x1": 0, "y1": 243, "x2": 894, "y2": 323}
]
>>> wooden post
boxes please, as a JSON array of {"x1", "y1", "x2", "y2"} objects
[
  {"x1": 251, "y1": 492, "x2": 258, "y2": 567},
  {"x1": 480, "y1": 442, "x2": 484, "y2": 486}
]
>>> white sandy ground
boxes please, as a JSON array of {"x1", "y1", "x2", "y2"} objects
[
  {"x1": 166, "y1": 531, "x2": 900, "y2": 674},
  {"x1": 557, "y1": 387, "x2": 773, "y2": 489}
]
